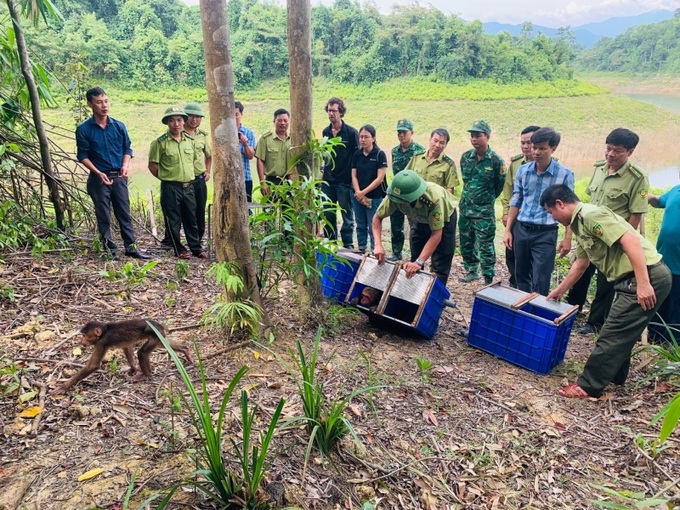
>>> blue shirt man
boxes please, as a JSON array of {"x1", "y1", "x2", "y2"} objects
[
  {"x1": 76, "y1": 86, "x2": 150, "y2": 260},
  {"x1": 503, "y1": 128, "x2": 574, "y2": 295},
  {"x1": 235, "y1": 101, "x2": 256, "y2": 202}
]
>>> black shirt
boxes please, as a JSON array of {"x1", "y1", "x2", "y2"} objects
[
  {"x1": 322, "y1": 121, "x2": 360, "y2": 185},
  {"x1": 351, "y1": 146, "x2": 388, "y2": 199}
]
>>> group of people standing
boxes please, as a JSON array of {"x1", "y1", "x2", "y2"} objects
[{"x1": 76, "y1": 88, "x2": 678, "y2": 400}]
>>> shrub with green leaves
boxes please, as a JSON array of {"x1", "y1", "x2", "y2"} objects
[
  {"x1": 150, "y1": 323, "x2": 284, "y2": 509},
  {"x1": 278, "y1": 329, "x2": 378, "y2": 466},
  {"x1": 202, "y1": 262, "x2": 263, "y2": 339},
  {"x1": 249, "y1": 177, "x2": 339, "y2": 299}
]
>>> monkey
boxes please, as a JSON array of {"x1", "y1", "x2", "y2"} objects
[
  {"x1": 349, "y1": 287, "x2": 383, "y2": 312},
  {"x1": 51, "y1": 319, "x2": 193, "y2": 395}
]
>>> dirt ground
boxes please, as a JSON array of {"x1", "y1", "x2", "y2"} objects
[{"x1": 0, "y1": 243, "x2": 679, "y2": 510}]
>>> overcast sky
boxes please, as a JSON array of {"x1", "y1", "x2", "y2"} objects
[{"x1": 184, "y1": 0, "x2": 676, "y2": 28}]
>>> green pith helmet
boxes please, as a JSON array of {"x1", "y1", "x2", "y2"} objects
[
  {"x1": 162, "y1": 106, "x2": 188, "y2": 124},
  {"x1": 183, "y1": 102, "x2": 204, "y2": 117},
  {"x1": 387, "y1": 170, "x2": 427, "y2": 203}
]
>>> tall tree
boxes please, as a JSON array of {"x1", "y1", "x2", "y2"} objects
[
  {"x1": 198, "y1": 0, "x2": 267, "y2": 324},
  {"x1": 287, "y1": 0, "x2": 322, "y2": 307},
  {"x1": 6, "y1": 0, "x2": 65, "y2": 230}
]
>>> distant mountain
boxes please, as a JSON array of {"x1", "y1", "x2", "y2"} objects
[{"x1": 481, "y1": 9, "x2": 675, "y2": 48}]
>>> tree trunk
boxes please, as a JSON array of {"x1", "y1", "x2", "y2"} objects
[
  {"x1": 198, "y1": 0, "x2": 267, "y2": 323},
  {"x1": 7, "y1": 0, "x2": 64, "y2": 231},
  {"x1": 287, "y1": 0, "x2": 322, "y2": 308}
]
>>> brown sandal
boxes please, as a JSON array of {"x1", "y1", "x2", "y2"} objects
[{"x1": 178, "y1": 252, "x2": 191, "y2": 260}]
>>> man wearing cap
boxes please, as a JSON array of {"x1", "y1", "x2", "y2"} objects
[
  {"x1": 255, "y1": 108, "x2": 291, "y2": 197},
  {"x1": 372, "y1": 170, "x2": 457, "y2": 285},
  {"x1": 567, "y1": 128, "x2": 649, "y2": 335},
  {"x1": 503, "y1": 127, "x2": 574, "y2": 295},
  {"x1": 235, "y1": 100, "x2": 256, "y2": 202},
  {"x1": 148, "y1": 106, "x2": 206, "y2": 259},
  {"x1": 388, "y1": 119, "x2": 425, "y2": 262},
  {"x1": 321, "y1": 98, "x2": 360, "y2": 248},
  {"x1": 501, "y1": 125, "x2": 540, "y2": 287},
  {"x1": 541, "y1": 184, "x2": 671, "y2": 399},
  {"x1": 459, "y1": 120, "x2": 507, "y2": 284},
  {"x1": 405, "y1": 128, "x2": 458, "y2": 194},
  {"x1": 76, "y1": 86, "x2": 151, "y2": 260},
  {"x1": 184, "y1": 102, "x2": 212, "y2": 245}
]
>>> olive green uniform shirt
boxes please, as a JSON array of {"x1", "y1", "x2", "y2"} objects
[
  {"x1": 501, "y1": 153, "x2": 527, "y2": 215},
  {"x1": 254, "y1": 131, "x2": 291, "y2": 178},
  {"x1": 149, "y1": 131, "x2": 197, "y2": 182},
  {"x1": 459, "y1": 146, "x2": 507, "y2": 218},
  {"x1": 571, "y1": 203, "x2": 662, "y2": 282},
  {"x1": 376, "y1": 182, "x2": 456, "y2": 231},
  {"x1": 586, "y1": 159, "x2": 649, "y2": 221},
  {"x1": 406, "y1": 150, "x2": 460, "y2": 191},
  {"x1": 391, "y1": 141, "x2": 425, "y2": 175},
  {"x1": 191, "y1": 128, "x2": 211, "y2": 176}
]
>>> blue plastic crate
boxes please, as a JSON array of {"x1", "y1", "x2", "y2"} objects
[
  {"x1": 467, "y1": 285, "x2": 578, "y2": 374},
  {"x1": 317, "y1": 250, "x2": 361, "y2": 303},
  {"x1": 346, "y1": 257, "x2": 451, "y2": 339}
]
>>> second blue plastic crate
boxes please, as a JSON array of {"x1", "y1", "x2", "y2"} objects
[{"x1": 467, "y1": 285, "x2": 578, "y2": 375}]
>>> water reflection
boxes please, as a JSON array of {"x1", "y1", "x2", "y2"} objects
[{"x1": 649, "y1": 167, "x2": 678, "y2": 189}]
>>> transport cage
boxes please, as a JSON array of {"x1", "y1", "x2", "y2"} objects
[
  {"x1": 317, "y1": 248, "x2": 363, "y2": 303},
  {"x1": 467, "y1": 282, "x2": 579, "y2": 375},
  {"x1": 345, "y1": 256, "x2": 451, "y2": 339}
]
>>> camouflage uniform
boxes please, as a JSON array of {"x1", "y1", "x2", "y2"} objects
[
  {"x1": 568, "y1": 203, "x2": 670, "y2": 397},
  {"x1": 459, "y1": 146, "x2": 506, "y2": 279},
  {"x1": 501, "y1": 153, "x2": 528, "y2": 286},
  {"x1": 390, "y1": 140, "x2": 425, "y2": 257}
]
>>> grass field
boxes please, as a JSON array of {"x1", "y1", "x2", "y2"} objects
[{"x1": 42, "y1": 74, "x2": 680, "y2": 200}]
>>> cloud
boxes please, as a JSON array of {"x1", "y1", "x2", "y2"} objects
[{"x1": 533, "y1": 0, "x2": 677, "y2": 26}]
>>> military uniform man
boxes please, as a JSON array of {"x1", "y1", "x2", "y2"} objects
[
  {"x1": 372, "y1": 170, "x2": 457, "y2": 285},
  {"x1": 542, "y1": 184, "x2": 671, "y2": 398},
  {"x1": 501, "y1": 125, "x2": 540, "y2": 287},
  {"x1": 184, "y1": 103, "x2": 212, "y2": 245},
  {"x1": 405, "y1": 128, "x2": 459, "y2": 193},
  {"x1": 567, "y1": 128, "x2": 649, "y2": 335},
  {"x1": 388, "y1": 119, "x2": 425, "y2": 261},
  {"x1": 255, "y1": 108, "x2": 291, "y2": 196},
  {"x1": 148, "y1": 106, "x2": 206, "y2": 259},
  {"x1": 459, "y1": 120, "x2": 507, "y2": 284}
]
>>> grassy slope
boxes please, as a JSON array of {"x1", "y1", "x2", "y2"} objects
[{"x1": 43, "y1": 75, "x2": 680, "y2": 208}]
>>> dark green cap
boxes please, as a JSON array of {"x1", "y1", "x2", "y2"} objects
[
  {"x1": 162, "y1": 106, "x2": 188, "y2": 124},
  {"x1": 396, "y1": 119, "x2": 414, "y2": 131},
  {"x1": 183, "y1": 102, "x2": 205, "y2": 117},
  {"x1": 387, "y1": 170, "x2": 427, "y2": 203},
  {"x1": 467, "y1": 119, "x2": 491, "y2": 135}
]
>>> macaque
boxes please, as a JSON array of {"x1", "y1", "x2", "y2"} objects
[
  {"x1": 52, "y1": 319, "x2": 192, "y2": 395},
  {"x1": 350, "y1": 287, "x2": 383, "y2": 312}
]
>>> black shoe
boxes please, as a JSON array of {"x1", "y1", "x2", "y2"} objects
[
  {"x1": 386, "y1": 254, "x2": 402, "y2": 262},
  {"x1": 577, "y1": 324, "x2": 599, "y2": 335},
  {"x1": 107, "y1": 249, "x2": 119, "y2": 260},
  {"x1": 125, "y1": 250, "x2": 152, "y2": 260},
  {"x1": 483, "y1": 276, "x2": 493, "y2": 285}
]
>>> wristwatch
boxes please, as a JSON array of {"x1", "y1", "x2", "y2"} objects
[{"x1": 415, "y1": 258, "x2": 425, "y2": 268}]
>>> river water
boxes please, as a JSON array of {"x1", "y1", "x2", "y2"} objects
[{"x1": 626, "y1": 93, "x2": 680, "y2": 188}]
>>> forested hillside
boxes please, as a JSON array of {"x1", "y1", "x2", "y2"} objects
[
  {"x1": 579, "y1": 11, "x2": 680, "y2": 73},
  {"x1": 12, "y1": 0, "x2": 578, "y2": 89}
]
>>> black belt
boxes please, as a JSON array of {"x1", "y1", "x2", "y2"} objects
[
  {"x1": 518, "y1": 221, "x2": 558, "y2": 232},
  {"x1": 615, "y1": 261, "x2": 666, "y2": 286},
  {"x1": 195, "y1": 173, "x2": 205, "y2": 180},
  {"x1": 164, "y1": 181, "x2": 193, "y2": 188}
]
